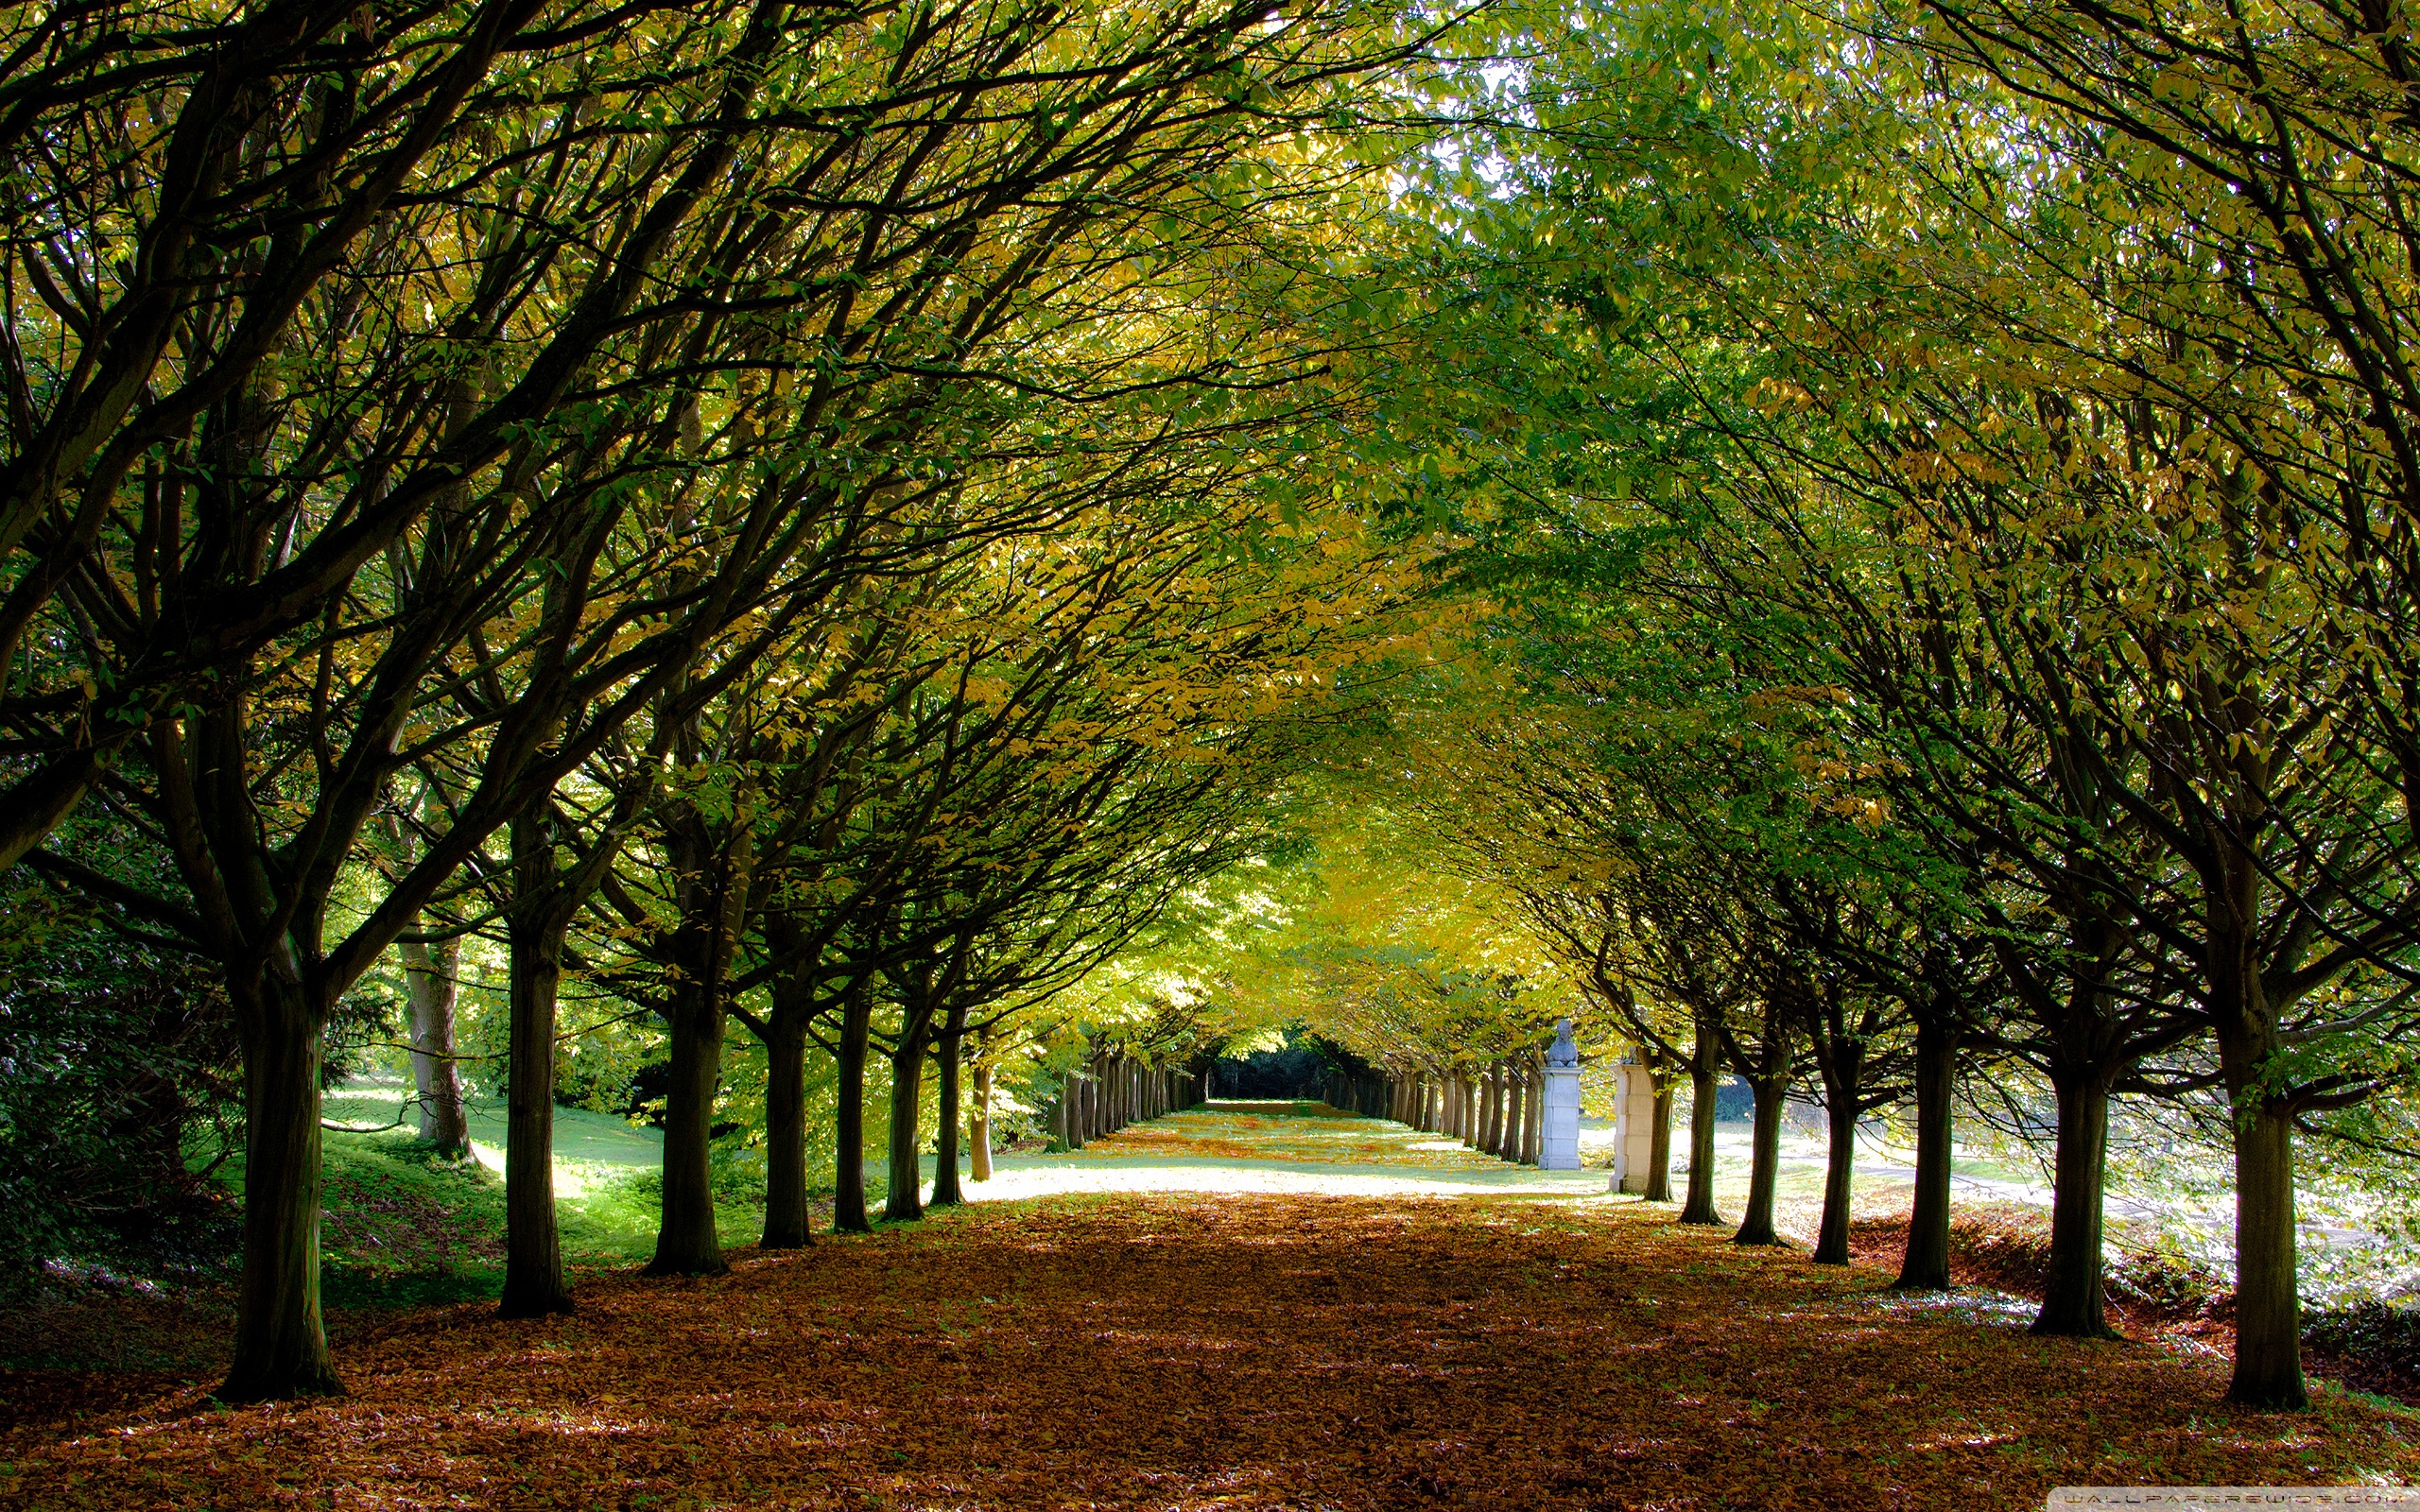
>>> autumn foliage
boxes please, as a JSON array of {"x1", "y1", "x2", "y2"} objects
[{"x1": 6, "y1": 1180, "x2": 2411, "y2": 1511}]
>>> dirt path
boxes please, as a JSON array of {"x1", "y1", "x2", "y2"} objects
[{"x1": 5, "y1": 1104, "x2": 2414, "y2": 1509}]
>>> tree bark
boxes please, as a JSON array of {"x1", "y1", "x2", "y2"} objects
[
  {"x1": 400, "y1": 932, "x2": 471, "y2": 1152},
  {"x1": 760, "y1": 1015, "x2": 812, "y2": 1248},
  {"x1": 970, "y1": 1060, "x2": 994, "y2": 1182},
  {"x1": 1731, "y1": 1074, "x2": 1789, "y2": 1246},
  {"x1": 1498, "y1": 1073, "x2": 1523, "y2": 1161},
  {"x1": 500, "y1": 849, "x2": 576, "y2": 1316},
  {"x1": 218, "y1": 977, "x2": 341, "y2": 1401},
  {"x1": 1813, "y1": 1091, "x2": 1859, "y2": 1264},
  {"x1": 2217, "y1": 988, "x2": 2306, "y2": 1407},
  {"x1": 1894, "y1": 1016, "x2": 1956, "y2": 1291},
  {"x1": 883, "y1": 1027, "x2": 930, "y2": 1223},
  {"x1": 1679, "y1": 1063, "x2": 1722, "y2": 1225},
  {"x1": 2031, "y1": 1061, "x2": 2119, "y2": 1337},
  {"x1": 648, "y1": 816, "x2": 747, "y2": 1277},
  {"x1": 929, "y1": 1005, "x2": 967, "y2": 1209},
  {"x1": 1646, "y1": 1076, "x2": 1674, "y2": 1204},
  {"x1": 1520, "y1": 1066, "x2": 1543, "y2": 1164},
  {"x1": 647, "y1": 983, "x2": 729, "y2": 1276},
  {"x1": 833, "y1": 988, "x2": 873, "y2": 1232},
  {"x1": 2225, "y1": 1096, "x2": 2303, "y2": 1407}
]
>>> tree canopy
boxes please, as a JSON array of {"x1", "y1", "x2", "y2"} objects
[{"x1": 6, "y1": 0, "x2": 2419, "y2": 1424}]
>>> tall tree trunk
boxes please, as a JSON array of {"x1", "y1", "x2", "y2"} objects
[
  {"x1": 2217, "y1": 994, "x2": 2306, "y2": 1407},
  {"x1": 647, "y1": 985, "x2": 729, "y2": 1276},
  {"x1": 1498, "y1": 1074, "x2": 1523, "y2": 1160},
  {"x1": 1679, "y1": 1063, "x2": 1721, "y2": 1225},
  {"x1": 1813, "y1": 1090, "x2": 1859, "y2": 1264},
  {"x1": 1480, "y1": 1069, "x2": 1501, "y2": 1153},
  {"x1": 1895, "y1": 1016, "x2": 1956, "y2": 1291},
  {"x1": 648, "y1": 818, "x2": 746, "y2": 1277},
  {"x1": 2031, "y1": 1061, "x2": 2118, "y2": 1338},
  {"x1": 970, "y1": 1060, "x2": 994, "y2": 1182},
  {"x1": 1520, "y1": 1067, "x2": 1543, "y2": 1164},
  {"x1": 500, "y1": 848, "x2": 576, "y2": 1317},
  {"x1": 219, "y1": 977, "x2": 341, "y2": 1401},
  {"x1": 760, "y1": 1015, "x2": 812, "y2": 1248},
  {"x1": 930, "y1": 1005, "x2": 967, "y2": 1209},
  {"x1": 2225, "y1": 1096, "x2": 2303, "y2": 1407},
  {"x1": 1732, "y1": 1074, "x2": 1789, "y2": 1246},
  {"x1": 1646, "y1": 1076, "x2": 1675, "y2": 1204},
  {"x1": 400, "y1": 932, "x2": 471, "y2": 1152},
  {"x1": 833, "y1": 988, "x2": 873, "y2": 1233},
  {"x1": 883, "y1": 1028, "x2": 930, "y2": 1223}
]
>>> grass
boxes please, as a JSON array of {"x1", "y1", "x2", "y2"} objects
[
  {"x1": 320, "y1": 1074, "x2": 666, "y2": 1167},
  {"x1": 0, "y1": 1123, "x2": 771, "y2": 1377}
]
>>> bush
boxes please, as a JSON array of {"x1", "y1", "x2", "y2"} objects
[
  {"x1": 0, "y1": 881, "x2": 242, "y2": 1280},
  {"x1": 2305, "y1": 1300, "x2": 2420, "y2": 1403}
]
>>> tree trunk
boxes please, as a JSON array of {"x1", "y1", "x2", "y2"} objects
[
  {"x1": 400, "y1": 932, "x2": 471, "y2": 1152},
  {"x1": 1895, "y1": 1016, "x2": 1956, "y2": 1291},
  {"x1": 219, "y1": 979, "x2": 341, "y2": 1401},
  {"x1": 1520, "y1": 1067, "x2": 1543, "y2": 1164},
  {"x1": 970, "y1": 1061, "x2": 994, "y2": 1182},
  {"x1": 2225, "y1": 1095, "x2": 2304, "y2": 1407},
  {"x1": 1731, "y1": 1075, "x2": 1788, "y2": 1246},
  {"x1": 833, "y1": 988, "x2": 873, "y2": 1233},
  {"x1": 647, "y1": 986, "x2": 728, "y2": 1276},
  {"x1": 883, "y1": 1030, "x2": 930, "y2": 1223},
  {"x1": 2214, "y1": 970, "x2": 2306, "y2": 1406},
  {"x1": 2031, "y1": 1062, "x2": 2118, "y2": 1338},
  {"x1": 1480, "y1": 1069, "x2": 1501, "y2": 1153},
  {"x1": 930, "y1": 1005, "x2": 967, "y2": 1209},
  {"x1": 1679, "y1": 1064, "x2": 1721, "y2": 1225},
  {"x1": 500, "y1": 862, "x2": 576, "y2": 1317},
  {"x1": 1812, "y1": 1091, "x2": 1858, "y2": 1264},
  {"x1": 760, "y1": 1015, "x2": 812, "y2": 1248},
  {"x1": 1646, "y1": 1077, "x2": 1674, "y2": 1204},
  {"x1": 1498, "y1": 1074, "x2": 1523, "y2": 1160}
]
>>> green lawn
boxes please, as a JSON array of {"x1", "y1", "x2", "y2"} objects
[{"x1": 321, "y1": 1074, "x2": 664, "y2": 1165}]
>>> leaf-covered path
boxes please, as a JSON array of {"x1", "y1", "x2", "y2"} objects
[{"x1": 5, "y1": 1107, "x2": 2413, "y2": 1510}]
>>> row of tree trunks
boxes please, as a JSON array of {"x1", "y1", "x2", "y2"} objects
[
  {"x1": 1322, "y1": 1069, "x2": 1389, "y2": 1116},
  {"x1": 1364, "y1": 1062, "x2": 1544, "y2": 1167},
  {"x1": 1051, "y1": 1052, "x2": 1201, "y2": 1149}
]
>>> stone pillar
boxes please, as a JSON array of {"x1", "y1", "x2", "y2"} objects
[
  {"x1": 1609, "y1": 1056, "x2": 1657, "y2": 1194},
  {"x1": 1539, "y1": 1018, "x2": 1583, "y2": 1171}
]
